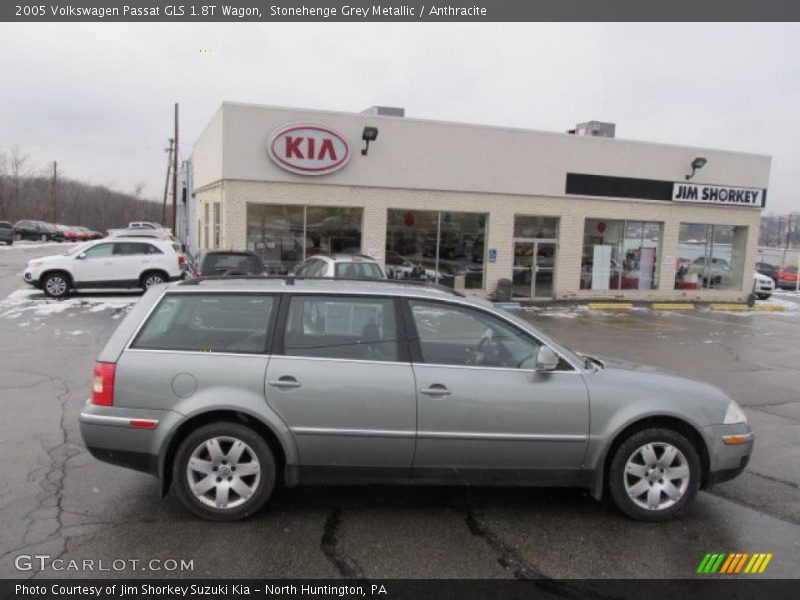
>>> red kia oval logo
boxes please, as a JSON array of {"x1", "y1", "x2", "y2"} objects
[{"x1": 268, "y1": 124, "x2": 350, "y2": 175}]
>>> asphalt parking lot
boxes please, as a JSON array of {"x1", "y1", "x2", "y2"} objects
[{"x1": 1, "y1": 242, "x2": 799, "y2": 580}]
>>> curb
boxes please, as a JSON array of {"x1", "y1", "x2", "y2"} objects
[
  {"x1": 709, "y1": 303, "x2": 750, "y2": 311},
  {"x1": 651, "y1": 303, "x2": 695, "y2": 311},
  {"x1": 586, "y1": 302, "x2": 633, "y2": 310}
]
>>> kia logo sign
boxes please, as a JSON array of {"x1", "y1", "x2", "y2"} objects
[{"x1": 268, "y1": 124, "x2": 350, "y2": 175}]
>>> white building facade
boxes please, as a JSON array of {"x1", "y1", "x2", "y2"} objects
[{"x1": 190, "y1": 102, "x2": 770, "y2": 302}]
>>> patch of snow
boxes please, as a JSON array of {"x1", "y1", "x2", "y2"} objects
[{"x1": 0, "y1": 288, "x2": 137, "y2": 320}]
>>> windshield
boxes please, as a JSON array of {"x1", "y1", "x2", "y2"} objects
[{"x1": 64, "y1": 241, "x2": 93, "y2": 255}]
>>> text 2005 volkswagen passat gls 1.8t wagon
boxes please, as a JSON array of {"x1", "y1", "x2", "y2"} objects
[{"x1": 79, "y1": 278, "x2": 753, "y2": 521}]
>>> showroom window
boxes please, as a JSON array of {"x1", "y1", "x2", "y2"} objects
[
  {"x1": 246, "y1": 204, "x2": 363, "y2": 274},
  {"x1": 212, "y1": 202, "x2": 221, "y2": 249},
  {"x1": 385, "y1": 209, "x2": 487, "y2": 289},
  {"x1": 580, "y1": 219, "x2": 662, "y2": 290},
  {"x1": 675, "y1": 224, "x2": 748, "y2": 291}
]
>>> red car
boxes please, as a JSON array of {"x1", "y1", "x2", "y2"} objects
[
  {"x1": 54, "y1": 224, "x2": 81, "y2": 242},
  {"x1": 778, "y1": 265, "x2": 798, "y2": 289}
]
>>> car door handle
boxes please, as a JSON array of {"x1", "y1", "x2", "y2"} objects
[
  {"x1": 420, "y1": 384, "x2": 451, "y2": 397},
  {"x1": 269, "y1": 376, "x2": 301, "y2": 389}
]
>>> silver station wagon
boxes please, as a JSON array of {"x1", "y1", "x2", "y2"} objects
[{"x1": 79, "y1": 277, "x2": 753, "y2": 521}]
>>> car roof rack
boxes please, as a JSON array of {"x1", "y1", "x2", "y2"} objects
[{"x1": 178, "y1": 274, "x2": 465, "y2": 297}]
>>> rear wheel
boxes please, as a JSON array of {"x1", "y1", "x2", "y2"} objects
[
  {"x1": 42, "y1": 272, "x2": 70, "y2": 298},
  {"x1": 608, "y1": 428, "x2": 701, "y2": 521},
  {"x1": 174, "y1": 422, "x2": 276, "y2": 521}
]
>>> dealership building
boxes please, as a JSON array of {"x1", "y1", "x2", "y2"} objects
[{"x1": 187, "y1": 102, "x2": 770, "y2": 302}]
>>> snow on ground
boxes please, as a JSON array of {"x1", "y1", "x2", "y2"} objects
[
  {"x1": 0, "y1": 288, "x2": 138, "y2": 323},
  {"x1": 0, "y1": 241, "x2": 79, "y2": 251}
]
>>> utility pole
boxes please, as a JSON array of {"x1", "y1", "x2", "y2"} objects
[
  {"x1": 51, "y1": 161, "x2": 58, "y2": 223},
  {"x1": 172, "y1": 103, "x2": 179, "y2": 233},
  {"x1": 162, "y1": 138, "x2": 174, "y2": 225}
]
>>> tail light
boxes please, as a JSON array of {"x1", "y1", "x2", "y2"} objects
[
  {"x1": 178, "y1": 254, "x2": 186, "y2": 266},
  {"x1": 92, "y1": 362, "x2": 116, "y2": 406}
]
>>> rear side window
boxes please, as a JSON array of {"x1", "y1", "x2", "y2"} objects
[
  {"x1": 334, "y1": 262, "x2": 383, "y2": 279},
  {"x1": 283, "y1": 296, "x2": 399, "y2": 362},
  {"x1": 131, "y1": 294, "x2": 276, "y2": 354}
]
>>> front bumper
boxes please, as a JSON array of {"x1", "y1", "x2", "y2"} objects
[
  {"x1": 79, "y1": 401, "x2": 183, "y2": 477},
  {"x1": 703, "y1": 423, "x2": 754, "y2": 487},
  {"x1": 22, "y1": 270, "x2": 40, "y2": 287}
]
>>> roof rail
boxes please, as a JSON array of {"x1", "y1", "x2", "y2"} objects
[{"x1": 177, "y1": 274, "x2": 465, "y2": 296}]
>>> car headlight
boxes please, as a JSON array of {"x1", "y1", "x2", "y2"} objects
[
  {"x1": 28, "y1": 260, "x2": 43, "y2": 268},
  {"x1": 724, "y1": 400, "x2": 748, "y2": 425}
]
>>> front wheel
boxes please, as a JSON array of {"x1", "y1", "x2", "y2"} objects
[
  {"x1": 42, "y1": 272, "x2": 70, "y2": 298},
  {"x1": 141, "y1": 271, "x2": 166, "y2": 290},
  {"x1": 174, "y1": 422, "x2": 276, "y2": 521},
  {"x1": 608, "y1": 428, "x2": 701, "y2": 521}
]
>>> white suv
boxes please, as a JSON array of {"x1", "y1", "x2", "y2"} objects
[
  {"x1": 23, "y1": 238, "x2": 184, "y2": 298},
  {"x1": 292, "y1": 253, "x2": 386, "y2": 279}
]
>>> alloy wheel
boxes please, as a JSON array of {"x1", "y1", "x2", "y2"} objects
[
  {"x1": 186, "y1": 436, "x2": 261, "y2": 510},
  {"x1": 144, "y1": 274, "x2": 165, "y2": 288},
  {"x1": 45, "y1": 275, "x2": 68, "y2": 297},
  {"x1": 623, "y1": 442, "x2": 690, "y2": 511}
]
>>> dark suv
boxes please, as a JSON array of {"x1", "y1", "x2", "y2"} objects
[
  {"x1": 192, "y1": 251, "x2": 265, "y2": 277},
  {"x1": 0, "y1": 221, "x2": 13, "y2": 245}
]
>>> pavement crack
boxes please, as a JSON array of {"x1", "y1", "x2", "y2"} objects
[
  {"x1": 320, "y1": 507, "x2": 365, "y2": 580},
  {"x1": 464, "y1": 502, "x2": 544, "y2": 579}
]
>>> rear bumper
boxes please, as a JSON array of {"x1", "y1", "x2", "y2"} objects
[{"x1": 79, "y1": 401, "x2": 183, "y2": 478}]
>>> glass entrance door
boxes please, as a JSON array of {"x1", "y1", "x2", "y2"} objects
[
  {"x1": 534, "y1": 242, "x2": 556, "y2": 298},
  {"x1": 512, "y1": 240, "x2": 556, "y2": 299},
  {"x1": 512, "y1": 242, "x2": 534, "y2": 298}
]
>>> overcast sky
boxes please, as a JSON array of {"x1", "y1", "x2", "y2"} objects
[{"x1": 0, "y1": 22, "x2": 798, "y2": 212}]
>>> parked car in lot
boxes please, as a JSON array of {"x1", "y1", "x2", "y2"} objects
[
  {"x1": 79, "y1": 278, "x2": 753, "y2": 522},
  {"x1": 128, "y1": 221, "x2": 162, "y2": 230},
  {"x1": 777, "y1": 265, "x2": 798, "y2": 290},
  {"x1": 13, "y1": 220, "x2": 63, "y2": 242},
  {"x1": 192, "y1": 250, "x2": 265, "y2": 277},
  {"x1": 755, "y1": 262, "x2": 780, "y2": 283},
  {"x1": 0, "y1": 221, "x2": 14, "y2": 245},
  {"x1": 23, "y1": 237, "x2": 184, "y2": 298},
  {"x1": 753, "y1": 271, "x2": 775, "y2": 300},
  {"x1": 292, "y1": 253, "x2": 386, "y2": 279}
]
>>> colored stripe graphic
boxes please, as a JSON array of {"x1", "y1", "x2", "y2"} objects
[
  {"x1": 699, "y1": 552, "x2": 772, "y2": 575},
  {"x1": 758, "y1": 554, "x2": 773, "y2": 573},
  {"x1": 734, "y1": 553, "x2": 749, "y2": 573},
  {"x1": 720, "y1": 554, "x2": 736, "y2": 574}
]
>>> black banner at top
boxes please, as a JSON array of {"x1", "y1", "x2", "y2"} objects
[{"x1": 3, "y1": 0, "x2": 800, "y2": 22}]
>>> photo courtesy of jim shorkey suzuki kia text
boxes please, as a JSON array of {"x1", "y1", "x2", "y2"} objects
[{"x1": 15, "y1": 584, "x2": 387, "y2": 597}]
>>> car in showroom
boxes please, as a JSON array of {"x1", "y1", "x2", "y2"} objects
[
  {"x1": 79, "y1": 277, "x2": 753, "y2": 522},
  {"x1": 22, "y1": 237, "x2": 184, "y2": 298},
  {"x1": 292, "y1": 253, "x2": 386, "y2": 279},
  {"x1": 777, "y1": 265, "x2": 798, "y2": 290},
  {"x1": 753, "y1": 271, "x2": 775, "y2": 300},
  {"x1": 755, "y1": 261, "x2": 780, "y2": 283}
]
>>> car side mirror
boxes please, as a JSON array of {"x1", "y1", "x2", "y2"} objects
[
  {"x1": 76, "y1": 253, "x2": 86, "y2": 260},
  {"x1": 536, "y1": 346, "x2": 560, "y2": 371}
]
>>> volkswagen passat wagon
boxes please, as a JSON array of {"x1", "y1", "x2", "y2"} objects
[{"x1": 79, "y1": 278, "x2": 753, "y2": 521}]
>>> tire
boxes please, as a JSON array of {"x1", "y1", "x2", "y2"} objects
[
  {"x1": 174, "y1": 422, "x2": 276, "y2": 521},
  {"x1": 41, "y1": 272, "x2": 71, "y2": 299},
  {"x1": 608, "y1": 427, "x2": 701, "y2": 522},
  {"x1": 140, "y1": 270, "x2": 167, "y2": 290}
]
